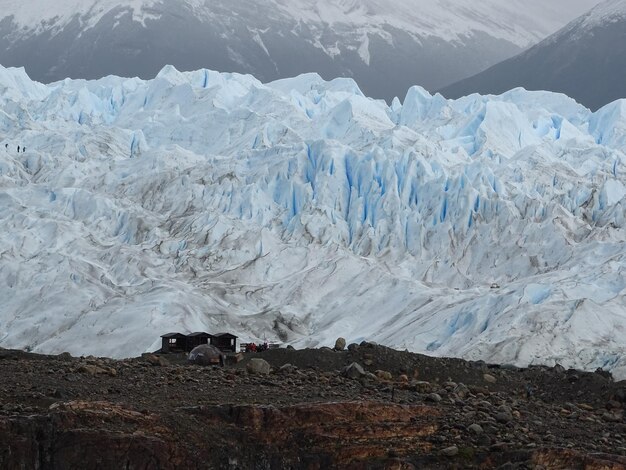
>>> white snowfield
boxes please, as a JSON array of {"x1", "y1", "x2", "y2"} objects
[{"x1": 0, "y1": 65, "x2": 625, "y2": 378}]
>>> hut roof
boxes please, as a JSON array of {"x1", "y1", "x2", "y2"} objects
[
  {"x1": 187, "y1": 332, "x2": 213, "y2": 337},
  {"x1": 161, "y1": 332, "x2": 186, "y2": 338},
  {"x1": 213, "y1": 332, "x2": 238, "y2": 339}
]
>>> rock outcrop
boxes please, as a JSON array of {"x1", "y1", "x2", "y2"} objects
[{"x1": 0, "y1": 346, "x2": 625, "y2": 469}]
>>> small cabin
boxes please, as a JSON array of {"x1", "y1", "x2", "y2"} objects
[
  {"x1": 160, "y1": 332, "x2": 188, "y2": 353},
  {"x1": 210, "y1": 333, "x2": 238, "y2": 353},
  {"x1": 186, "y1": 332, "x2": 213, "y2": 351}
]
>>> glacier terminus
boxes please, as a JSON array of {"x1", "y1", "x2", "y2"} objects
[{"x1": 0, "y1": 64, "x2": 625, "y2": 379}]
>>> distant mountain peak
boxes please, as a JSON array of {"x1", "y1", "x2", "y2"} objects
[
  {"x1": 546, "y1": 0, "x2": 626, "y2": 42},
  {"x1": 439, "y1": 0, "x2": 626, "y2": 111},
  {"x1": 1, "y1": 0, "x2": 158, "y2": 33},
  {"x1": 585, "y1": 0, "x2": 626, "y2": 23},
  {"x1": 1, "y1": 0, "x2": 601, "y2": 46},
  {"x1": 0, "y1": 0, "x2": 603, "y2": 103}
]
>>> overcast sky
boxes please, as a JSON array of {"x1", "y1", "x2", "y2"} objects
[{"x1": 555, "y1": 0, "x2": 606, "y2": 16}]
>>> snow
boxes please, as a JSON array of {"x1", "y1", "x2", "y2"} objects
[
  {"x1": 272, "y1": 0, "x2": 602, "y2": 46},
  {"x1": 542, "y1": 0, "x2": 626, "y2": 45},
  {"x1": 0, "y1": 0, "x2": 602, "y2": 47},
  {"x1": 0, "y1": 0, "x2": 162, "y2": 32},
  {"x1": 1, "y1": 64, "x2": 626, "y2": 380},
  {"x1": 578, "y1": 0, "x2": 626, "y2": 28}
]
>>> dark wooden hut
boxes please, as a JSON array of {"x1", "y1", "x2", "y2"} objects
[
  {"x1": 210, "y1": 333, "x2": 238, "y2": 353},
  {"x1": 160, "y1": 332, "x2": 187, "y2": 353},
  {"x1": 186, "y1": 332, "x2": 213, "y2": 351}
]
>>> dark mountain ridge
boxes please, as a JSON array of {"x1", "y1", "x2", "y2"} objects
[
  {"x1": 0, "y1": 0, "x2": 595, "y2": 101},
  {"x1": 440, "y1": 0, "x2": 626, "y2": 110}
]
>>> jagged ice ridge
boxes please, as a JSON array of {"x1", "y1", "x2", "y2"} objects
[{"x1": 0, "y1": 65, "x2": 625, "y2": 378}]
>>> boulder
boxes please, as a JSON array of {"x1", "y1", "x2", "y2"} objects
[
  {"x1": 483, "y1": 373, "x2": 497, "y2": 384},
  {"x1": 342, "y1": 362, "x2": 366, "y2": 379},
  {"x1": 145, "y1": 354, "x2": 169, "y2": 367},
  {"x1": 188, "y1": 345, "x2": 224, "y2": 367},
  {"x1": 469, "y1": 385, "x2": 490, "y2": 395},
  {"x1": 426, "y1": 393, "x2": 442, "y2": 403},
  {"x1": 495, "y1": 411, "x2": 513, "y2": 424},
  {"x1": 441, "y1": 445, "x2": 458, "y2": 457},
  {"x1": 375, "y1": 370, "x2": 393, "y2": 381},
  {"x1": 468, "y1": 423, "x2": 484, "y2": 435},
  {"x1": 225, "y1": 353, "x2": 244, "y2": 365},
  {"x1": 412, "y1": 381, "x2": 433, "y2": 393},
  {"x1": 602, "y1": 411, "x2": 623, "y2": 422},
  {"x1": 453, "y1": 383, "x2": 470, "y2": 399},
  {"x1": 279, "y1": 363, "x2": 298, "y2": 374},
  {"x1": 77, "y1": 364, "x2": 108, "y2": 376},
  {"x1": 57, "y1": 352, "x2": 73, "y2": 361},
  {"x1": 334, "y1": 337, "x2": 346, "y2": 351},
  {"x1": 246, "y1": 358, "x2": 271, "y2": 375},
  {"x1": 347, "y1": 343, "x2": 360, "y2": 352}
]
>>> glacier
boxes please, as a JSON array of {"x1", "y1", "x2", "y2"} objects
[{"x1": 0, "y1": 64, "x2": 625, "y2": 378}]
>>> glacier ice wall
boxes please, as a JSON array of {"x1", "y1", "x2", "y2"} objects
[{"x1": 0, "y1": 65, "x2": 625, "y2": 378}]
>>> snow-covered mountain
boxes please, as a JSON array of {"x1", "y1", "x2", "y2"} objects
[
  {"x1": 0, "y1": 0, "x2": 600, "y2": 102},
  {"x1": 1, "y1": 64, "x2": 626, "y2": 378},
  {"x1": 440, "y1": 0, "x2": 626, "y2": 111}
]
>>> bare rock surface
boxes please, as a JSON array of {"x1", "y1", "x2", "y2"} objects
[{"x1": 0, "y1": 345, "x2": 625, "y2": 469}]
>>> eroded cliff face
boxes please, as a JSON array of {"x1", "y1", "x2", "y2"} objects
[
  {"x1": 0, "y1": 401, "x2": 435, "y2": 469},
  {"x1": 0, "y1": 401, "x2": 186, "y2": 469},
  {"x1": 1, "y1": 400, "x2": 625, "y2": 470}
]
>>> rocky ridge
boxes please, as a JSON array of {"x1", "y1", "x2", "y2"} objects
[{"x1": 1, "y1": 343, "x2": 625, "y2": 469}]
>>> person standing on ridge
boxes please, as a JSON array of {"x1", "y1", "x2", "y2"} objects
[{"x1": 17, "y1": 145, "x2": 20, "y2": 153}]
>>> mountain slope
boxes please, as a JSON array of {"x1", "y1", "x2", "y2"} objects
[
  {"x1": 1, "y1": 65, "x2": 626, "y2": 378},
  {"x1": 0, "y1": 0, "x2": 600, "y2": 101},
  {"x1": 439, "y1": 0, "x2": 626, "y2": 111}
]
